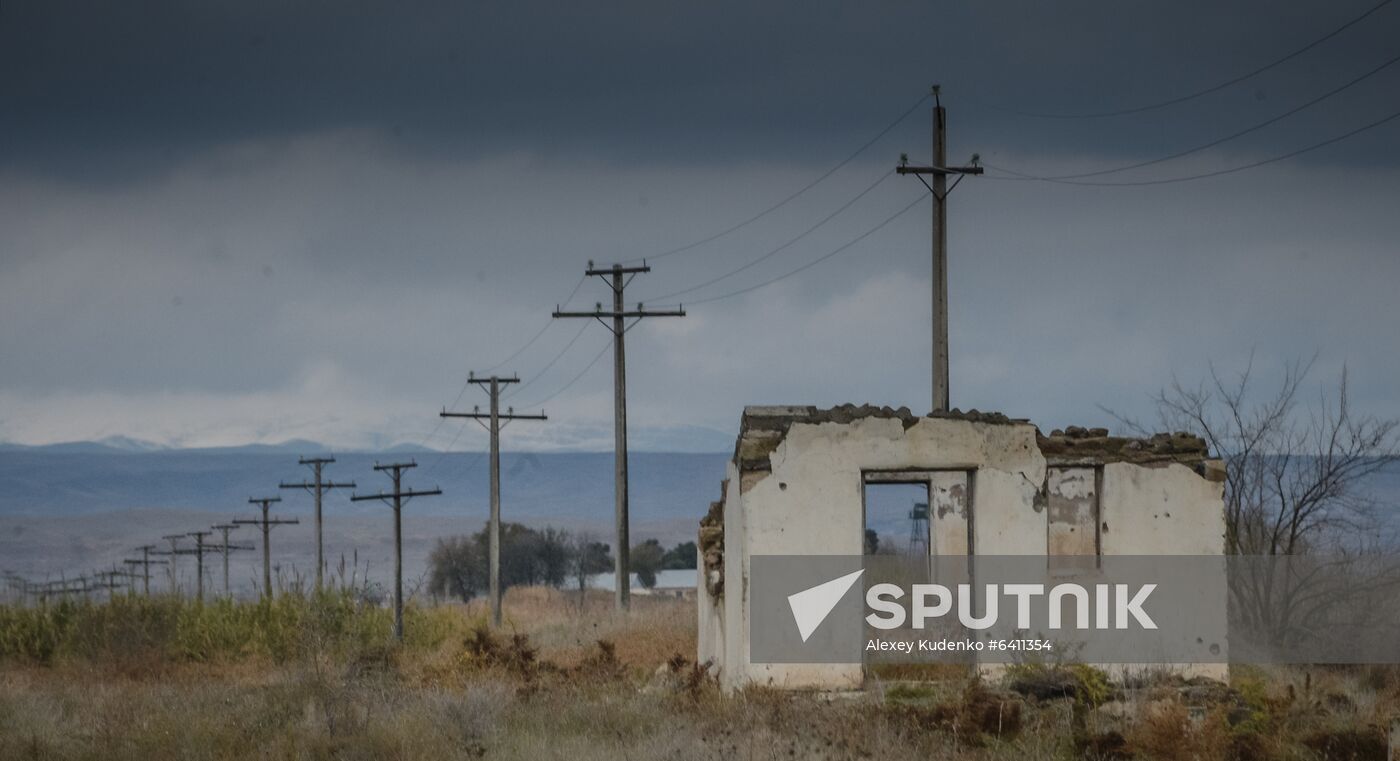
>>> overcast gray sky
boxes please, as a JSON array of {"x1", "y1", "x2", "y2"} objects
[{"x1": 1, "y1": 0, "x2": 1398, "y2": 451}]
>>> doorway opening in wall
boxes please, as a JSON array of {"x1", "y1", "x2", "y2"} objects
[{"x1": 862, "y1": 472, "x2": 973, "y2": 685}]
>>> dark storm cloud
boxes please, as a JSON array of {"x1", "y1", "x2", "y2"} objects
[
  {"x1": 4, "y1": 0, "x2": 1399, "y2": 182},
  {"x1": 1, "y1": 0, "x2": 1398, "y2": 450}
]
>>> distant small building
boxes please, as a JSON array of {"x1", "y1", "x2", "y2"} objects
[{"x1": 590, "y1": 568, "x2": 696, "y2": 599}]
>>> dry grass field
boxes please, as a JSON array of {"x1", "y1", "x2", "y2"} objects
[{"x1": 1, "y1": 588, "x2": 1396, "y2": 760}]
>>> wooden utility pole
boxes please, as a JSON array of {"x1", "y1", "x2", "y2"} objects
[
  {"x1": 554, "y1": 262, "x2": 684, "y2": 611},
  {"x1": 234, "y1": 497, "x2": 299, "y2": 600},
  {"x1": 279, "y1": 456, "x2": 355, "y2": 592},
  {"x1": 211, "y1": 523, "x2": 253, "y2": 598},
  {"x1": 123, "y1": 545, "x2": 167, "y2": 596},
  {"x1": 92, "y1": 568, "x2": 134, "y2": 602},
  {"x1": 159, "y1": 534, "x2": 186, "y2": 596},
  {"x1": 441, "y1": 374, "x2": 547, "y2": 626},
  {"x1": 42, "y1": 577, "x2": 92, "y2": 602},
  {"x1": 351, "y1": 461, "x2": 441, "y2": 641},
  {"x1": 1, "y1": 574, "x2": 28, "y2": 606},
  {"x1": 185, "y1": 531, "x2": 222, "y2": 602},
  {"x1": 895, "y1": 85, "x2": 982, "y2": 412}
]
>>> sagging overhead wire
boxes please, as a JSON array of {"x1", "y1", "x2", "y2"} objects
[
  {"x1": 503, "y1": 320, "x2": 590, "y2": 400},
  {"x1": 427, "y1": 91, "x2": 934, "y2": 424},
  {"x1": 972, "y1": 0, "x2": 1396, "y2": 119},
  {"x1": 982, "y1": 103, "x2": 1400, "y2": 186},
  {"x1": 622, "y1": 92, "x2": 930, "y2": 264},
  {"x1": 991, "y1": 50, "x2": 1400, "y2": 182},
  {"x1": 415, "y1": 274, "x2": 585, "y2": 451},
  {"x1": 640, "y1": 168, "x2": 895, "y2": 303},
  {"x1": 515, "y1": 335, "x2": 613, "y2": 410},
  {"x1": 687, "y1": 190, "x2": 928, "y2": 306},
  {"x1": 482, "y1": 274, "x2": 587, "y2": 374}
]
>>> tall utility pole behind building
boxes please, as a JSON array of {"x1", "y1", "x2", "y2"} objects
[
  {"x1": 441, "y1": 373, "x2": 547, "y2": 626},
  {"x1": 351, "y1": 462, "x2": 441, "y2": 641},
  {"x1": 234, "y1": 497, "x2": 299, "y2": 600},
  {"x1": 895, "y1": 85, "x2": 982, "y2": 413},
  {"x1": 554, "y1": 261, "x2": 684, "y2": 611},
  {"x1": 279, "y1": 457, "x2": 355, "y2": 592},
  {"x1": 211, "y1": 523, "x2": 253, "y2": 598}
]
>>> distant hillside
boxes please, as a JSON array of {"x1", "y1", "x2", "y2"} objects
[
  {"x1": 0, "y1": 449, "x2": 730, "y2": 527},
  {"x1": 0, "y1": 448, "x2": 730, "y2": 591}
]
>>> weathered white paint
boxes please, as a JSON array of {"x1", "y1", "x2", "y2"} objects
[
  {"x1": 1048, "y1": 467, "x2": 1098, "y2": 557},
  {"x1": 699, "y1": 407, "x2": 1229, "y2": 692}
]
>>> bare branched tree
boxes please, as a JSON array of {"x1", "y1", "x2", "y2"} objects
[
  {"x1": 1108, "y1": 356, "x2": 1400, "y2": 650},
  {"x1": 1109, "y1": 355, "x2": 1399, "y2": 555},
  {"x1": 569, "y1": 533, "x2": 612, "y2": 614}
]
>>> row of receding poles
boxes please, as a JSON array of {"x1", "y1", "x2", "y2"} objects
[
  {"x1": 432, "y1": 261, "x2": 681, "y2": 627},
  {"x1": 6, "y1": 265, "x2": 701, "y2": 631},
  {"x1": 5, "y1": 91, "x2": 966, "y2": 626},
  {"x1": 1, "y1": 455, "x2": 442, "y2": 643},
  {"x1": 5, "y1": 262, "x2": 692, "y2": 631},
  {"x1": 2, "y1": 261, "x2": 683, "y2": 635}
]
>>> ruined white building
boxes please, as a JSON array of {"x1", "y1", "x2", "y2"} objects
[{"x1": 697, "y1": 404, "x2": 1227, "y2": 691}]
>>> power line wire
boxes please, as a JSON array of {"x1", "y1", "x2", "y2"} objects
[
  {"x1": 423, "y1": 431, "x2": 487, "y2": 476},
  {"x1": 503, "y1": 320, "x2": 591, "y2": 399},
  {"x1": 622, "y1": 93, "x2": 930, "y2": 263},
  {"x1": 994, "y1": 50, "x2": 1400, "y2": 181},
  {"x1": 482, "y1": 274, "x2": 587, "y2": 373},
  {"x1": 983, "y1": 103, "x2": 1400, "y2": 186},
  {"x1": 413, "y1": 274, "x2": 586, "y2": 451},
  {"x1": 974, "y1": 0, "x2": 1395, "y2": 119},
  {"x1": 515, "y1": 336, "x2": 613, "y2": 409},
  {"x1": 688, "y1": 190, "x2": 927, "y2": 306},
  {"x1": 423, "y1": 89, "x2": 932, "y2": 429},
  {"x1": 641, "y1": 169, "x2": 894, "y2": 303}
]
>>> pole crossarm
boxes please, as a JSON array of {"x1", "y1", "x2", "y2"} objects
[
  {"x1": 441, "y1": 412, "x2": 549, "y2": 419},
  {"x1": 552, "y1": 308, "x2": 686, "y2": 321},
  {"x1": 585, "y1": 263, "x2": 652, "y2": 277},
  {"x1": 467, "y1": 373, "x2": 519, "y2": 385},
  {"x1": 441, "y1": 411, "x2": 548, "y2": 421},
  {"x1": 277, "y1": 478, "x2": 355, "y2": 489},
  {"x1": 895, "y1": 164, "x2": 985, "y2": 176},
  {"x1": 349, "y1": 488, "x2": 443, "y2": 505}
]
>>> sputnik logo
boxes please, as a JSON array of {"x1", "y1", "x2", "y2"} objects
[{"x1": 787, "y1": 569, "x2": 865, "y2": 642}]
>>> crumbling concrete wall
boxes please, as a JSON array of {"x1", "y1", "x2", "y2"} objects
[{"x1": 698, "y1": 405, "x2": 1228, "y2": 692}]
